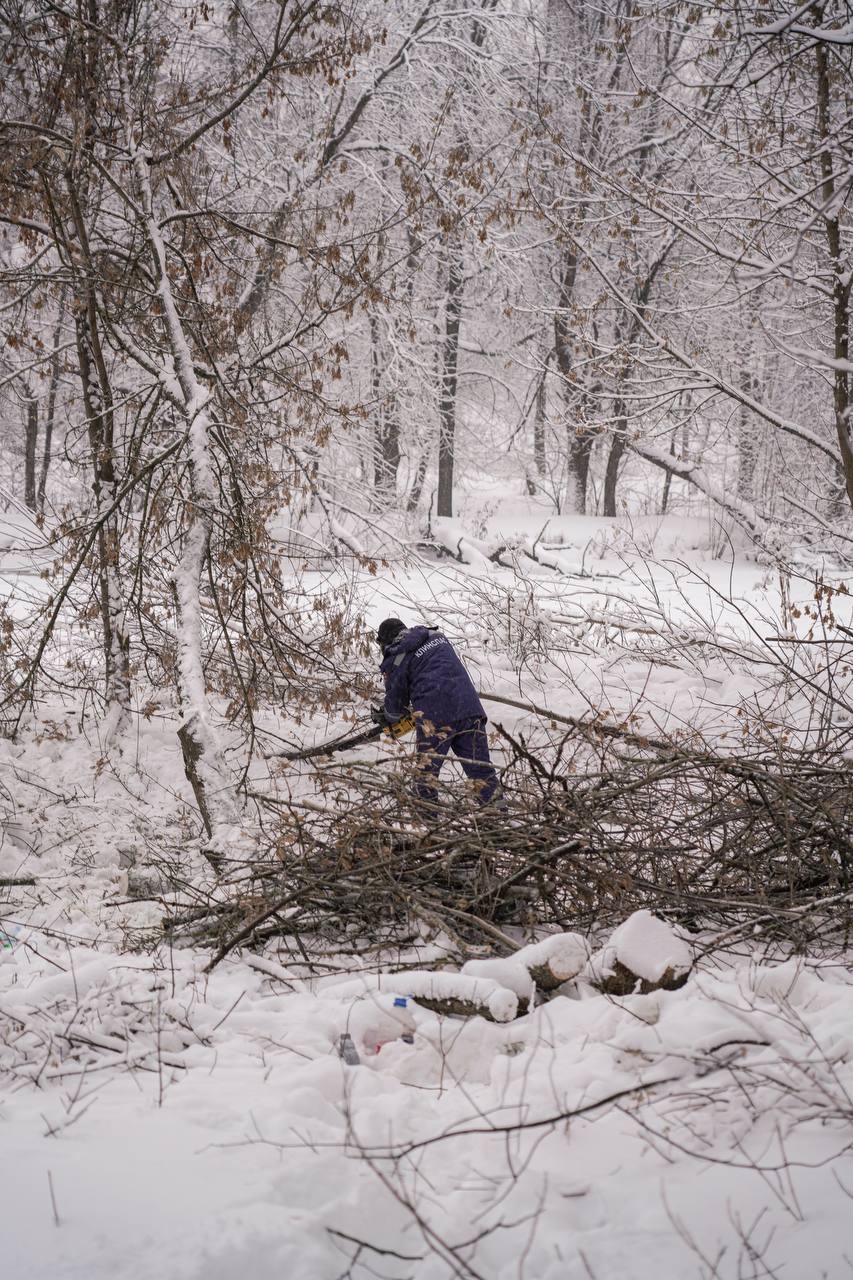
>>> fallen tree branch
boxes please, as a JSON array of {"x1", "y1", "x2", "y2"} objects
[
  {"x1": 480, "y1": 691, "x2": 671, "y2": 752},
  {"x1": 204, "y1": 888, "x2": 305, "y2": 972}
]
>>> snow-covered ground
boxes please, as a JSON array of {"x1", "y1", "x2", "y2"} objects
[
  {"x1": 3, "y1": 508, "x2": 853, "y2": 1279},
  {"x1": 4, "y1": 914, "x2": 853, "y2": 1279}
]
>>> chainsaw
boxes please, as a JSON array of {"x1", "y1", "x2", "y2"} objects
[{"x1": 268, "y1": 712, "x2": 415, "y2": 762}]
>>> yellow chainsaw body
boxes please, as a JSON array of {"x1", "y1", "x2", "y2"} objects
[{"x1": 383, "y1": 714, "x2": 415, "y2": 739}]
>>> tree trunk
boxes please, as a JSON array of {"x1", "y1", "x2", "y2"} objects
[
  {"x1": 565, "y1": 428, "x2": 593, "y2": 515},
  {"x1": 377, "y1": 399, "x2": 401, "y2": 502},
  {"x1": 61, "y1": 1, "x2": 131, "y2": 740},
  {"x1": 602, "y1": 404, "x2": 627, "y2": 517},
  {"x1": 125, "y1": 86, "x2": 241, "y2": 845},
  {"x1": 437, "y1": 240, "x2": 464, "y2": 519},
  {"x1": 554, "y1": 246, "x2": 590, "y2": 515},
  {"x1": 72, "y1": 303, "x2": 132, "y2": 733},
  {"x1": 67, "y1": 163, "x2": 132, "y2": 736},
  {"x1": 816, "y1": 40, "x2": 853, "y2": 514},
  {"x1": 602, "y1": 248, "x2": 672, "y2": 519},
  {"x1": 37, "y1": 293, "x2": 66, "y2": 513},
  {"x1": 407, "y1": 454, "x2": 428, "y2": 512},
  {"x1": 736, "y1": 369, "x2": 758, "y2": 504},
  {"x1": 533, "y1": 348, "x2": 548, "y2": 484},
  {"x1": 660, "y1": 424, "x2": 678, "y2": 514},
  {"x1": 23, "y1": 399, "x2": 37, "y2": 511},
  {"x1": 370, "y1": 315, "x2": 401, "y2": 505}
]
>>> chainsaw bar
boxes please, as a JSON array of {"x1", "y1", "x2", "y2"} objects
[{"x1": 268, "y1": 715, "x2": 414, "y2": 762}]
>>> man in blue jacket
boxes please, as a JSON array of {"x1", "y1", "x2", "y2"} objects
[{"x1": 375, "y1": 617, "x2": 502, "y2": 807}]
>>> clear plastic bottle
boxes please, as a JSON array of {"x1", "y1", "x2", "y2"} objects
[{"x1": 348, "y1": 993, "x2": 417, "y2": 1055}]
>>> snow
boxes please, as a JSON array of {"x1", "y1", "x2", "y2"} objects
[
  {"x1": 3, "y1": 508, "x2": 853, "y2": 1277},
  {"x1": 341, "y1": 991, "x2": 417, "y2": 1054},
  {"x1": 328, "y1": 969, "x2": 520, "y2": 1022},
  {"x1": 461, "y1": 955, "x2": 534, "y2": 1001},
  {"x1": 431, "y1": 518, "x2": 496, "y2": 572},
  {"x1": 4, "y1": 930, "x2": 853, "y2": 1279},
  {"x1": 514, "y1": 931, "x2": 590, "y2": 984},
  {"x1": 0, "y1": 489, "x2": 54, "y2": 582},
  {"x1": 588, "y1": 910, "x2": 693, "y2": 987}
]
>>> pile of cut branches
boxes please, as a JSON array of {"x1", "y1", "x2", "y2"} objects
[{"x1": 159, "y1": 721, "x2": 853, "y2": 968}]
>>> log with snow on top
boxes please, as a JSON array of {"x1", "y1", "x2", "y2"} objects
[
  {"x1": 584, "y1": 910, "x2": 693, "y2": 996},
  {"x1": 430, "y1": 518, "x2": 500, "y2": 572},
  {"x1": 627, "y1": 438, "x2": 770, "y2": 547},
  {"x1": 340, "y1": 938, "x2": 594, "y2": 1028},
  {"x1": 430, "y1": 519, "x2": 582, "y2": 576},
  {"x1": 379, "y1": 969, "x2": 521, "y2": 1022},
  {"x1": 459, "y1": 936, "x2": 590, "y2": 1005},
  {"x1": 514, "y1": 932, "x2": 590, "y2": 990},
  {"x1": 460, "y1": 956, "x2": 535, "y2": 1012}
]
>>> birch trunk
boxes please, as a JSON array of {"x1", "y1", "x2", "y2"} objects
[{"x1": 123, "y1": 76, "x2": 240, "y2": 843}]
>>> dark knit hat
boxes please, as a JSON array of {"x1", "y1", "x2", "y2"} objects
[{"x1": 376, "y1": 617, "x2": 406, "y2": 651}]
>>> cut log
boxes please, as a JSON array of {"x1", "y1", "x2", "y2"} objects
[
  {"x1": 380, "y1": 970, "x2": 520, "y2": 1022},
  {"x1": 515, "y1": 932, "x2": 590, "y2": 991},
  {"x1": 593, "y1": 959, "x2": 688, "y2": 997},
  {"x1": 586, "y1": 910, "x2": 692, "y2": 996},
  {"x1": 408, "y1": 994, "x2": 522, "y2": 1021}
]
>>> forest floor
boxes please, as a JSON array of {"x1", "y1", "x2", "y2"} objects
[{"x1": 2, "y1": 505, "x2": 853, "y2": 1280}]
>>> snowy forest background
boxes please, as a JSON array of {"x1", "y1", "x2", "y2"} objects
[{"x1": 3, "y1": 2, "x2": 853, "y2": 1278}]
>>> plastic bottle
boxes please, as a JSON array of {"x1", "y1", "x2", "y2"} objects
[
  {"x1": 348, "y1": 994, "x2": 417, "y2": 1055},
  {"x1": 394, "y1": 997, "x2": 415, "y2": 1045}
]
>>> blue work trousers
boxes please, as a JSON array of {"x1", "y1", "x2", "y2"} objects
[{"x1": 414, "y1": 717, "x2": 500, "y2": 805}]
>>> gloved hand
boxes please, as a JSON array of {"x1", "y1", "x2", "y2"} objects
[{"x1": 370, "y1": 704, "x2": 391, "y2": 727}]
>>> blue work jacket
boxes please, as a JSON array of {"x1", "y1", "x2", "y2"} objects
[{"x1": 380, "y1": 627, "x2": 486, "y2": 731}]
